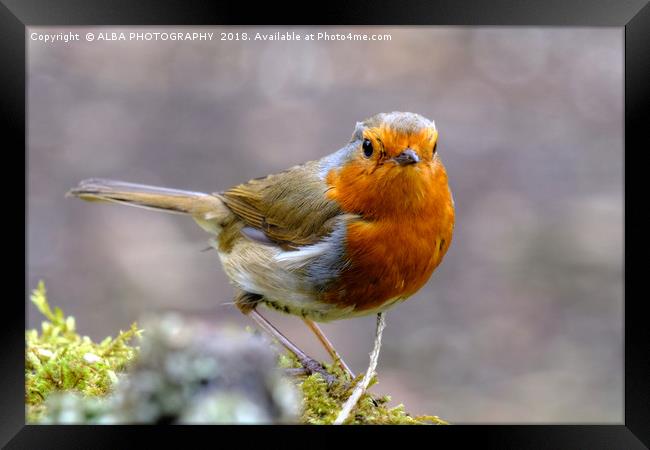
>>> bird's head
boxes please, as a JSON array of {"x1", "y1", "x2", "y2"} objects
[
  {"x1": 356, "y1": 111, "x2": 438, "y2": 168},
  {"x1": 323, "y1": 112, "x2": 450, "y2": 220}
]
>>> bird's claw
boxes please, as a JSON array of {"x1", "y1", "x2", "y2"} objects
[{"x1": 302, "y1": 359, "x2": 338, "y2": 386}]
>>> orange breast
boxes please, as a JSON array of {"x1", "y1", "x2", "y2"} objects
[{"x1": 324, "y1": 159, "x2": 455, "y2": 312}]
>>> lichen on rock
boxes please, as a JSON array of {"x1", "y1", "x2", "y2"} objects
[{"x1": 107, "y1": 313, "x2": 299, "y2": 424}]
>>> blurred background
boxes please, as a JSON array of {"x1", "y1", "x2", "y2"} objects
[{"x1": 27, "y1": 26, "x2": 623, "y2": 423}]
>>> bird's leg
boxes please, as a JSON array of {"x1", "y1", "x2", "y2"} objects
[
  {"x1": 334, "y1": 312, "x2": 387, "y2": 425},
  {"x1": 303, "y1": 318, "x2": 355, "y2": 380},
  {"x1": 246, "y1": 308, "x2": 337, "y2": 385}
]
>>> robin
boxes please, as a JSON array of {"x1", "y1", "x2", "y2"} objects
[{"x1": 68, "y1": 111, "x2": 455, "y2": 414}]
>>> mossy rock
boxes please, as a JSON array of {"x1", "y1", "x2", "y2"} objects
[
  {"x1": 279, "y1": 353, "x2": 447, "y2": 425},
  {"x1": 25, "y1": 281, "x2": 141, "y2": 422},
  {"x1": 26, "y1": 282, "x2": 447, "y2": 425}
]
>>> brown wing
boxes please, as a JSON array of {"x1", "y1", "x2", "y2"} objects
[{"x1": 217, "y1": 161, "x2": 343, "y2": 248}]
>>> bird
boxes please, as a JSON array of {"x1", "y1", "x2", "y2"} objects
[{"x1": 68, "y1": 111, "x2": 455, "y2": 417}]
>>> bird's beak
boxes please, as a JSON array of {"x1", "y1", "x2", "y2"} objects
[{"x1": 392, "y1": 148, "x2": 420, "y2": 166}]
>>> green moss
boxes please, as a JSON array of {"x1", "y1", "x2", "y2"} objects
[
  {"x1": 279, "y1": 353, "x2": 448, "y2": 425},
  {"x1": 25, "y1": 281, "x2": 142, "y2": 422}
]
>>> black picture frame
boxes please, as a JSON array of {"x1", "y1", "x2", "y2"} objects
[{"x1": 3, "y1": 0, "x2": 648, "y2": 447}]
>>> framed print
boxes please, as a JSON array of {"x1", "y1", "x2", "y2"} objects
[{"x1": 3, "y1": 0, "x2": 648, "y2": 447}]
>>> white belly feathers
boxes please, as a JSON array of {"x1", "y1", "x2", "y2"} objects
[{"x1": 214, "y1": 217, "x2": 354, "y2": 321}]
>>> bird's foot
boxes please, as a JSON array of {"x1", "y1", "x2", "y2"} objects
[{"x1": 286, "y1": 357, "x2": 337, "y2": 385}]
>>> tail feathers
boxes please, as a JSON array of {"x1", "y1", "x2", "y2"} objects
[{"x1": 67, "y1": 178, "x2": 227, "y2": 219}]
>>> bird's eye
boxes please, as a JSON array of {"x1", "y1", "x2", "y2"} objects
[
  {"x1": 432, "y1": 141, "x2": 438, "y2": 156},
  {"x1": 362, "y1": 139, "x2": 374, "y2": 158}
]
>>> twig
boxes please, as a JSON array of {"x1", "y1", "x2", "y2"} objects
[{"x1": 334, "y1": 312, "x2": 386, "y2": 425}]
